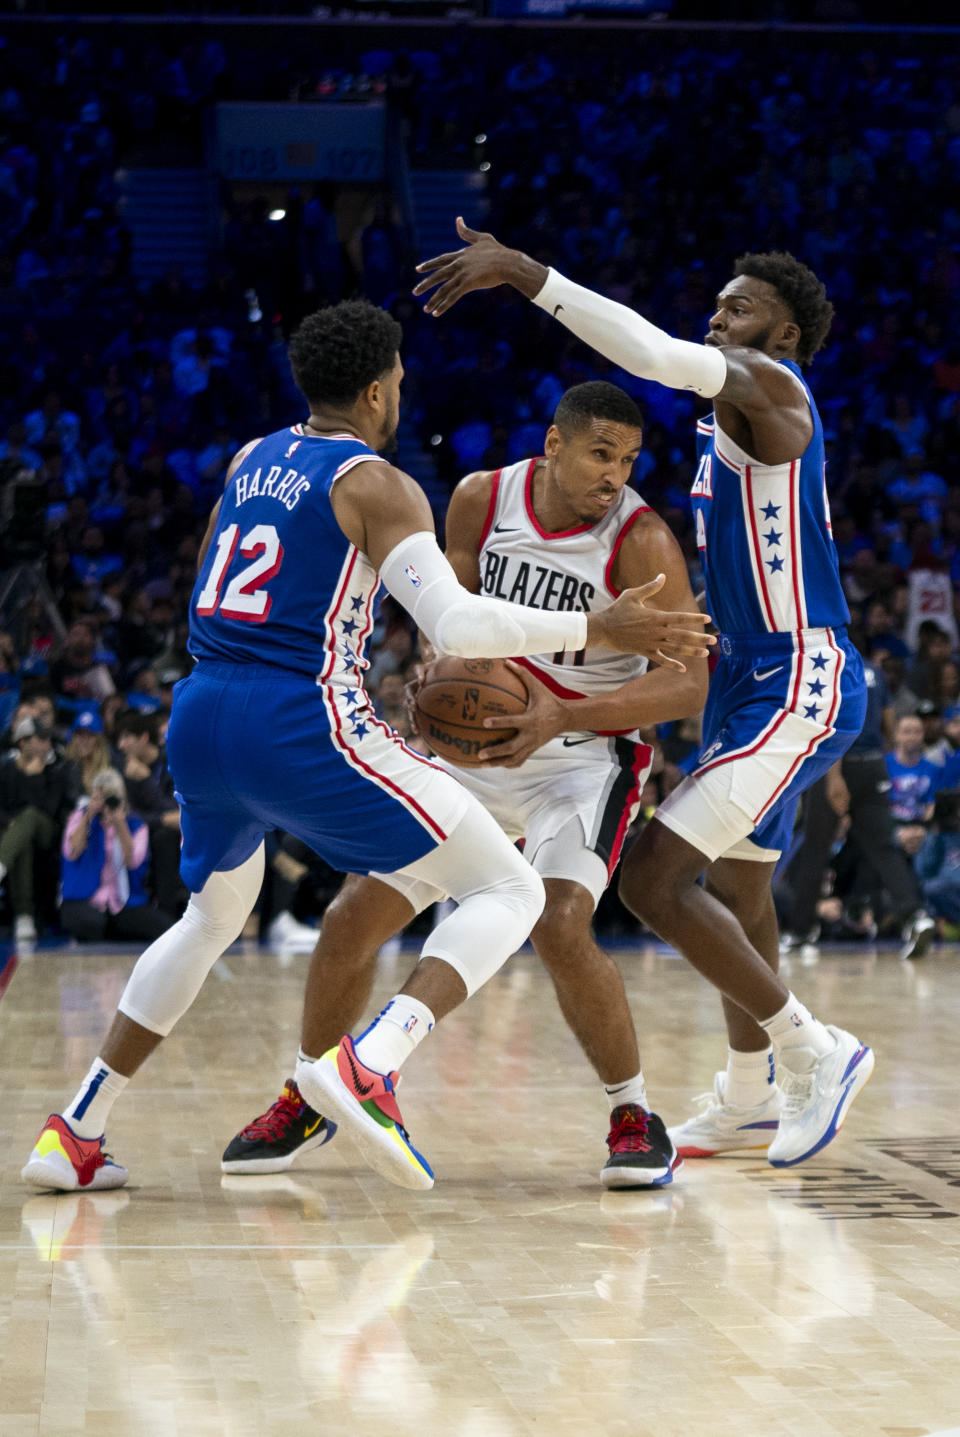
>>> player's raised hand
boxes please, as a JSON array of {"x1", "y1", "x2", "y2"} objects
[
  {"x1": 588, "y1": 574, "x2": 716, "y2": 671},
  {"x1": 414, "y1": 217, "x2": 518, "y2": 316}
]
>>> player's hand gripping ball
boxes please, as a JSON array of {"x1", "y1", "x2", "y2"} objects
[{"x1": 413, "y1": 657, "x2": 529, "y2": 767}]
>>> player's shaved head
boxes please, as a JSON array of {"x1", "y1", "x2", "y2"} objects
[{"x1": 554, "y1": 381, "x2": 644, "y2": 438}]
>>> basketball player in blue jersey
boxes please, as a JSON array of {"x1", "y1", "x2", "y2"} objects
[
  {"x1": 414, "y1": 220, "x2": 874, "y2": 1167},
  {"x1": 226, "y1": 381, "x2": 707, "y2": 1189},
  {"x1": 22, "y1": 300, "x2": 714, "y2": 1196}
]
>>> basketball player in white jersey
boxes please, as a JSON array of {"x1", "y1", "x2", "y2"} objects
[
  {"x1": 225, "y1": 380, "x2": 707, "y2": 1187},
  {"x1": 412, "y1": 220, "x2": 874, "y2": 1169}
]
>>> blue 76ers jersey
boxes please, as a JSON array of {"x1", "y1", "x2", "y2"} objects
[
  {"x1": 189, "y1": 426, "x2": 382, "y2": 681},
  {"x1": 690, "y1": 360, "x2": 849, "y2": 637}
]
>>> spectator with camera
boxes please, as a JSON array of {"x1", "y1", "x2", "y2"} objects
[
  {"x1": 0, "y1": 714, "x2": 80, "y2": 944},
  {"x1": 113, "y1": 709, "x2": 185, "y2": 916},
  {"x1": 60, "y1": 767, "x2": 177, "y2": 943}
]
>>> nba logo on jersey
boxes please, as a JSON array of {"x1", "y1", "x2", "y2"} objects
[
  {"x1": 404, "y1": 564, "x2": 423, "y2": 588},
  {"x1": 284, "y1": 439, "x2": 302, "y2": 459}
]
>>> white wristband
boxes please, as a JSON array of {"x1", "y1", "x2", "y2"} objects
[
  {"x1": 379, "y1": 532, "x2": 588, "y2": 658},
  {"x1": 534, "y1": 268, "x2": 727, "y2": 398}
]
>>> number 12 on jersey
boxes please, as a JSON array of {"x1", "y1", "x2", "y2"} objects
[{"x1": 196, "y1": 522, "x2": 284, "y2": 623}]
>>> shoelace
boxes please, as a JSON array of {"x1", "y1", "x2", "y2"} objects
[
  {"x1": 778, "y1": 1068, "x2": 815, "y2": 1120},
  {"x1": 607, "y1": 1105, "x2": 653, "y2": 1154},
  {"x1": 240, "y1": 1088, "x2": 304, "y2": 1142}
]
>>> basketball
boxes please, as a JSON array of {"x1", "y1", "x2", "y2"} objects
[{"x1": 413, "y1": 657, "x2": 529, "y2": 767}]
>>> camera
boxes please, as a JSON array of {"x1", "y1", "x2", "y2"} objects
[{"x1": 102, "y1": 794, "x2": 122, "y2": 812}]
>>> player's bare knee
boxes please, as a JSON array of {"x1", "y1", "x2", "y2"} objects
[
  {"x1": 618, "y1": 856, "x2": 685, "y2": 928},
  {"x1": 319, "y1": 887, "x2": 379, "y2": 965},
  {"x1": 532, "y1": 887, "x2": 593, "y2": 964}
]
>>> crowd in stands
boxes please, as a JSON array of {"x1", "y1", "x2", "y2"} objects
[{"x1": 2, "y1": 21, "x2": 960, "y2": 944}]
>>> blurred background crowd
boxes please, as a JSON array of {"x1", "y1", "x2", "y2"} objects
[{"x1": 2, "y1": 16, "x2": 959, "y2": 948}]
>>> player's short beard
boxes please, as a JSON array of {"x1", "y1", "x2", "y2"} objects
[
  {"x1": 748, "y1": 323, "x2": 776, "y2": 354},
  {"x1": 379, "y1": 423, "x2": 399, "y2": 455}
]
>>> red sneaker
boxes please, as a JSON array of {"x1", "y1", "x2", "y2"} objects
[{"x1": 21, "y1": 1114, "x2": 129, "y2": 1192}]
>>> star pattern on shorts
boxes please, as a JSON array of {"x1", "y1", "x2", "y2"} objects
[
  {"x1": 341, "y1": 617, "x2": 358, "y2": 637},
  {"x1": 803, "y1": 703, "x2": 821, "y2": 720},
  {"x1": 350, "y1": 595, "x2": 364, "y2": 613},
  {"x1": 763, "y1": 528, "x2": 782, "y2": 547},
  {"x1": 760, "y1": 501, "x2": 781, "y2": 520},
  {"x1": 807, "y1": 678, "x2": 826, "y2": 696},
  {"x1": 351, "y1": 719, "x2": 369, "y2": 739},
  {"x1": 810, "y1": 652, "x2": 829, "y2": 670},
  {"x1": 767, "y1": 555, "x2": 785, "y2": 573}
]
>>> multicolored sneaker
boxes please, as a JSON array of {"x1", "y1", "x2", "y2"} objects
[
  {"x1": 668, "y1": 1072, "x2": 782, "y2": 1158},
  {"x1": 767, "y1": 1027, "x2": 874, "y2": 1168},
  {"x1": 296, "y1": 1037, "x2": 434, "y2": 1191},
  {"x1": 601, "y1": 1105, "x2": 681, "y2": 1189},
  {"x1": 221, "y1": 1079, "x2": 337, "y2": 1174},
  {"x1": 21, "y1": 1114, "x2": 129, "y2": 1192}
]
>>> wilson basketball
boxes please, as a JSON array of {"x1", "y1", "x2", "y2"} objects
[{"x1": 414, "y1": 657, "x2": 529, "y2": 767}]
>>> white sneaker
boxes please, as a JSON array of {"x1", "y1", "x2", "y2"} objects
[
  {"x1": 14, "y1": 914, "x2": 36, "y2": 945},
  {"x1": 266, "y1": 911, "x2": 319, "y2": 952},
  {"x1": 767, "y1": 1026, "x2": 874, "y2": 1168},
  {"x1": 667, "y1": 1072, "x2": 782, "y2": 1158},
  {"x1": 900, "y1": 912, "x2": 935, "y2": 961}
]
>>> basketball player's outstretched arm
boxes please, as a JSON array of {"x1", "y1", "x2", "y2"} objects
[
  {"x1": 331, "y1": 460, "x2": 714, "y2": 666},
  {"x1": 414, "y1": 220, "x2": 810, "y2": 456}
]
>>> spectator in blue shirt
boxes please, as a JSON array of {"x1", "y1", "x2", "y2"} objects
[{"x1": 886, "y1": 712, "x2": 944, "y2": 860}]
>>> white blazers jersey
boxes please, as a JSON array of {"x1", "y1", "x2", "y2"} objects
[{"x1": 476, "y1": 457, "x2": 650, "y2": 731}]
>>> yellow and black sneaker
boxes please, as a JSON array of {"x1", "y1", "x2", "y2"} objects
[{"x1": 221, "y1": 1080, "x2": 337, "y2": 1174}]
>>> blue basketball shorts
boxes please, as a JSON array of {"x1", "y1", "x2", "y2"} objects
[
  {"x1": 657, "y1": 627, "x2": 866, "y2": 863},
  {"x1": 165, "y1": 662, "x2": 470, "y2": 893}
]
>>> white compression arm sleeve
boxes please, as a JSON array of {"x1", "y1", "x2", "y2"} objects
[
  {"x1": 533, "y1": 268, "x2": 728, "y2": 398},
  {"x1": 379, "y1": 532, "x2": 588, "y2": 658}
]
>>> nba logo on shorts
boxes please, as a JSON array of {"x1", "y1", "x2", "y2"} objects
[{"x1": 404, "y1": 564, "x2": 423, "y2": 589}]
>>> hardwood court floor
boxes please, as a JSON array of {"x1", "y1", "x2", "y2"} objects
[{"x1": 4, "y1": 938, "x2": 960, "y2": 1437}]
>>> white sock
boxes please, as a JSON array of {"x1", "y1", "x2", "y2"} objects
[
  {"x1": 759, "y1": 993, "x2": 836, "y2": 1071},
  {"x1": 725, "y1": 1046, "x2": 776, "y2": 1108},
  {"x1": 63, "y1": 1058, "x2": 129, "y2": 1140},
  {"x1": 298, "y1": 1046, "x2": 319, "y2": 1066},
  {"x1": 603, "y1": 1072, "x2": 648, "y2": 1112},
  {"x1": 353, "y1": 996, "x2": 435, "y2": 1074}
]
